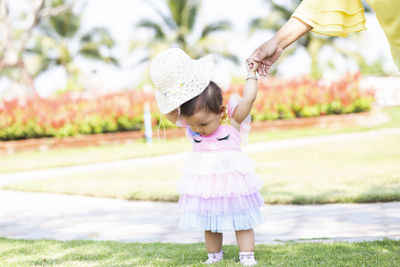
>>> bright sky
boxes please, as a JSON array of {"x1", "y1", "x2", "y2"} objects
[{"x1": 2, "y1": 0, "x2": 398, "y2": 97}]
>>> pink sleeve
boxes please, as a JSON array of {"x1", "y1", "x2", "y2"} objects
[{"x1": 227, "y1": 94, "x2": 251, "y2": 144}]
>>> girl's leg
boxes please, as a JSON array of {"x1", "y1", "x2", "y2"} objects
[
  {"x1": 235, "y1": 229, "x2": 254, "y2": 252},
  {"x1": 204, "y1": 230, "x2": 223, "y2": 252},
  {"x1": 236, "y1": 229, "x2": 257, "y2": 266},
  {"x1": 204, "y1": 231, "x2": 224, "y2": 264}
]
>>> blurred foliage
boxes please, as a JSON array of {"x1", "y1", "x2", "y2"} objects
[
  {"x1": 0, "y1": 90, "x2": 151, "y2": 140},
  {"x1": 226, "y1": 72, "x2": 374, "y2": 121},
  {"x1": 1, "y1": 0, "x2": 118, "y2": 95},
  {"x1": 0, "y1": 73, "x2": 374, "y2": 140},
  {"x1": 131, "y1": 0, "x2": 238, "y2": 83},
  {"x1": 28, "y1": 0, "x2": 118, "y2": 92}
]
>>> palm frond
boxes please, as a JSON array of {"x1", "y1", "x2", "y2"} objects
[
  {"x1": 168, "y1": 0, "x2": 186, "y2": 28},
  {"x1": 80, "y1": 27, "x2": 115, "y2": 48},
  {"x1": 78, "y1": 44, "x2": 101, "y2": 59},
  {"x1": 136, "y1": 19, "x2": 166, "y2": 40},
  {"x1": 249, "y1": 16, "x2": 282, "y2": 33},
  {"x1": 129, "y1": 55, "x2": 151, "y2": 68},
  {"x1": 129, "y1": 39, "x2": 152, "y2": 52},
  {"x1": 249, "y1": 18, "x2": 263, "y2": 33},
  {"x1": 137, "y1": 56, "x2": 150, "y2": 65},
  {"x1": 186, "y1": 1, "x2": 199, "y2": 31},
  {"x1": 48, "y1": 8, "x2": 80, "y2": 38},
  {"x1": 142, "y1": 0, "x2": 177, "y2": 30},
  {"x1": 200, "y1": 20, "x2": 231, "y2": 39},
  {"x1": 79, "y1": 43, "x2": 119, "y2": 66},
  {"x1": 269, "y1": 1, "x2": 293, "y2": 19}
]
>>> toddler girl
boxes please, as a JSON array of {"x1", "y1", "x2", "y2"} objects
[{"x1": 150, "y1": 48, "x2": 264, "y2": 266}]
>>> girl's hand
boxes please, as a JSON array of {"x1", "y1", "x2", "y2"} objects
[{"x1": 246, "y1": 58, "x2": 260, "y2": 74}]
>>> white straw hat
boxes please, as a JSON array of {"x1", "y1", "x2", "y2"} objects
[{"x1": 150, "y1": 48, "x2": 214, "y2": 114}]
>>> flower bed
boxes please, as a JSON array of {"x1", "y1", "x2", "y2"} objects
[
  {"x1": 0, "y1": 73, "x2": 374, "y2": 141},
  {"x1": 0, "y1": 90, "x2": 156, "y2": 141},
  {"x1": 225, "y1": 72, "x2": 374, "y2": 121}
]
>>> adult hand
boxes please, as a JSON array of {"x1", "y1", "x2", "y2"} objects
[
  {"x1": 249, "y1": 17, "x2": 312, "y2": 76},
  {"x1": 249, "y1": 39, "x2": 283, "y2": 76}
]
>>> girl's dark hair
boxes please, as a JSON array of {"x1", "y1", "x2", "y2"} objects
[{"x1": 180, "y1": 81, "x2": 223, "y2": 117}]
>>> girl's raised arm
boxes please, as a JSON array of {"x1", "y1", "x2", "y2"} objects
[{"x1": 231, "y1": 59, "x2": 260, "y2": 125}]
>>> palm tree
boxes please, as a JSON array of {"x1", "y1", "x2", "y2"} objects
[
  {"x1": 28, "y1": 0, "x2": 118, "y2": 91},
  {"x1": 131, "y1": 0, "x2": 238, "y2": 68},
  {"x1": 250, "y1": 0, "x2": 373, "y2": 77}
]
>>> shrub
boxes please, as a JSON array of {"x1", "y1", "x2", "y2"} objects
[
  {"x1": 0, "y1": 73, "x2": 374, "y2": 141},
  {"x1": 225, "y1": 72, "x2": 374, "y2": 120},
  {"x1": 0, "y1": 90, "x2": 156, "y2": 140}
]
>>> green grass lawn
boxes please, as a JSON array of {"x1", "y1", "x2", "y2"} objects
[
  {"x1": 0, "y1": 138, "x2": 191, "y2": 174},
  {"x1": 1, "y1": 107, "x2": 399, "y2": 174},
  {"x1": 1, "y1": 238, "x2": 399, "y2": 266},
  {"x1": 5, "y1": 134, "x2": 400, "y2": 204}
]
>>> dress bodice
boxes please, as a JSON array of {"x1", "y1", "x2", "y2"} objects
[
  {"x1": 177, "y1": 94, "x2": 250, "y2": 153},
  {"x1": 190, "y1": 124, "x2": 241, "y2": 152}
]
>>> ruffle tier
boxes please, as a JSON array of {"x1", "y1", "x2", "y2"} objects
[
  {"x1": 179, "y1": 208, "x2": 264, "y2": 233},
  {"x1": 182, "y1": 151, "x2": 256, "y2": 175},
  {"x1": 178, "y1": 191, "x2": 264, "y2": 216},
  {"x1": 177, "y1": 171, "x2": 262, "y2": 198},
  {"x1": 292, "y1": 0, "x2": 366, "y2": 37}
]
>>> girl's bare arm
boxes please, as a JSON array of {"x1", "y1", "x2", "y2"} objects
[{"x1": 231, "y1": 60, "x2": 259, "y2": 124}]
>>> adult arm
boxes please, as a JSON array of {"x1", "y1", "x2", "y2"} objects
[{"x1": 250, "y1": 0, "x2": 367, "y2": 76}]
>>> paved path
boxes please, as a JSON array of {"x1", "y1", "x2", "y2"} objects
[
  {"x1": 1, "y1": 128, "x2": 400, "y2": 244},
  {"x1": 1, "y1": 190, "x2": 399, "y2": 244}
]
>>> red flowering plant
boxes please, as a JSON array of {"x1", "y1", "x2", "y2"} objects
[
  {"x1": 0, "y1": 90, "x2": 155, "y2": 141},
  {"x1": 224, "y1": 72, "x2": 374, "y2": 121},
  {"x1": 0, "y1": 73, "x2": 374, "y2": 141}
]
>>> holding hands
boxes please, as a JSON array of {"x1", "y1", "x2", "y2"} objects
[
  {"x1": 246, "y1": 57, "x2": 261, "y2": 76},
  {"x1": 248, "y1": 39, "x2": 282, "y2": 76},
  {"x1": 248, "y1": 17, "x2": 312, "y2": 76}
]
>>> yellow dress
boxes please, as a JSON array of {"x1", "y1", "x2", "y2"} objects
[{"x1": 292, "y1": 0, "x2": 400, "y2": 71}]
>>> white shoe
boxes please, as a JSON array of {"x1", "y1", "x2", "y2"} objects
[
  {"x1": 239, "y1": 252, "x2": 257, "y2": 266},
  {"x1": 203, "y1": 250, "x2": 224, "y2": 264}
]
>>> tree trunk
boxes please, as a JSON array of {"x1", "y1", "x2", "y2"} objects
[
  {"x1": 18, "y1": 60, "x2": 39, "y2": 98},
  {"x1": 0, "y1": 0, "x2": 69, "y2": 97}
]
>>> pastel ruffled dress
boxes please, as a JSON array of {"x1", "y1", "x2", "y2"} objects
[{"x1": 177, "y1": 95, "x2": 265, "y2": 233}]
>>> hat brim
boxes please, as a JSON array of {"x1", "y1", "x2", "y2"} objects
[{"x1": 155, "y1": 54, "x2": 214, "y2": 114}]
